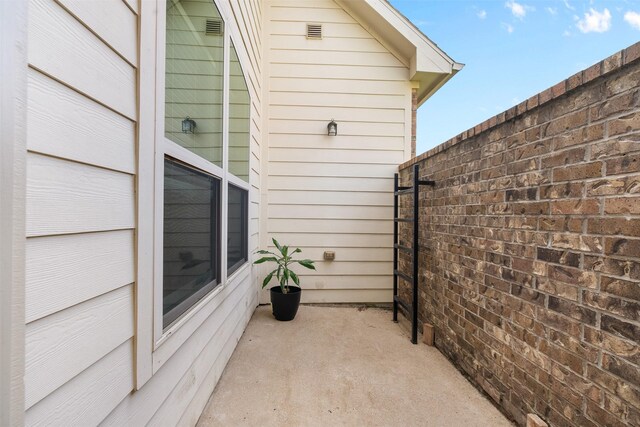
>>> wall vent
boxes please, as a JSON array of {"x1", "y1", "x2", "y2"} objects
[
  {"x1": 306, "y1": 24, "x2": 322, "y2": 39},
  {"x1": 205, "y1": 19, "x2": 223, "y2": 36}
]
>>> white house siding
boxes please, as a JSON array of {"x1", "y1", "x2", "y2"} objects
[
  {"x1": 24, "y1": 0, "x2": 137, "y2": 424},
  {"x1": 24, "y1": 0, "x2": 262, "y2": 426},
  {"x1": 264, "y1": 0, "x2": 412, "y2": 303}
]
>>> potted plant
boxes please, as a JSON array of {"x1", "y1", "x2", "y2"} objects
[{"x1": 254, "y1": 238, "x2": 316, "y2": 321}]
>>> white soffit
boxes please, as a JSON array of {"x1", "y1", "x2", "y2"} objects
[{"x1": 336, "y1": 0, "x2": 464, "y2": 105}]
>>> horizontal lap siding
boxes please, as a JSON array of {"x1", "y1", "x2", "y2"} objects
[
  {"x1": 25, "y1": 285, "x2": 134, "y2": 409},
  {"x1": 102, "y1": 269, "x2": 255, "y2": 426},
  {"x1": 25, "y1": 230, "x2": 135, "y2": 323},
  {"x1": 25, "y1": 0, "x2": 137, "y2": 425},
  {"x1": 265, "y1": 0, "x2": 410, "y2": 303},
  {"x1": 26, "y1": 154, "x2": 135, "y2": 236},
  {"x1": 27, "y1": 69, "x2": 136, "y2": 173},
  {"x1": 28, "y1": 0, "x2": 136, "y2": 119},
  {"x1": 56, "y1": 0, "x2": 138, "y2": 66},
  {"x1": 25, "y1": 340, "x2": 134, "y2": 427}
]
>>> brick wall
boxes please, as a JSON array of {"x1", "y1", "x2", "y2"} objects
[{"x1": 397, "y1": 43, "x2": 640, "y2": 427}]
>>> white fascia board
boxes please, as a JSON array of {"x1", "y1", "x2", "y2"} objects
[
  {"x1": 337, "y1": 0, "x2": 463, "y2": 104},
  {"x1": 365, "y1": 0, "x2": 462, "y2": 75}
]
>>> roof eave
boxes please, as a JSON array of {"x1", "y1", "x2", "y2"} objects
[
  {"x1": 336, "y1": 0, "x2": 462, "y2": 103},
  {"x1": 414, "y1": 62, "x2": 464, "y2": 107}
]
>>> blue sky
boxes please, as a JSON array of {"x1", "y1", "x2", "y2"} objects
[{"x1": 388, "y1": 0, "x2": 640, "y2": 154}]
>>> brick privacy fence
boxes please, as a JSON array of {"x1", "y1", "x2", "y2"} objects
[{"x1": 397, "y1": 43, "x2": 640, "y2": 427}]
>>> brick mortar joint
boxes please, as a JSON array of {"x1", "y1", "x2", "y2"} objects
[{"x1": 400, "y1": 41, "x2": 640, "y2": 172}]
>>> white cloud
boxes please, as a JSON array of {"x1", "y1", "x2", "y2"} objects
[
  {"x1": 502, "y1": 22, "x2": 515, "y2": 33},
  {"x1": 563, "y1": 30, "x2": 572, "y2": 37},
  {"x1": 477, "y1": 10, "x2": 487, "y2": 19},
  {"x1": 576, "y1": 8, "x2": 612, "y2": 33},
  {"x1": 624, "y1": 11, "x2": 640, "y2": 30},
  {"x1": 563, "y1": 0, "x2": 576, "y2": 11},
  {"x1": 505, "y1": 1, "x2": 533, "y2": 19},
  {"x1": 546, "y1": 7, "x2": 558, "y2": 16}
]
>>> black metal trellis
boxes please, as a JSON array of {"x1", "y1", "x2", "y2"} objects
[{"x1": 392, "y1": 163, "x2": 434, "y2": 344}]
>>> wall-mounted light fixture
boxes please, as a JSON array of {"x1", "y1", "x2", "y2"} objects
[
  {"x1": 327, "y1": 119, "x2": 337, "y2": 136},
  {"x1": 182, "y1": 116, "x2": 197, "y2": 134}
]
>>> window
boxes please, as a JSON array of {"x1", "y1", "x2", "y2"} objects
[
  {"x1": 227, "y1": 183, "x2": 248, "y2": 276},
  {"x1": 165, "y1": 0, "x2": 223, "y2": 166},
  {"x1": 157, "y1": 0, "x2": 251, "y2": 332},
  {"x1": 228, "y1": 40, "x2": 250, "y2": 182},
  {"x1": 227, "y1": 40, "x2": 249, "y2": 277},
  {"x1": 163, "y1": 159, "x2": 220, "y2": 327},
  {"x1": 135, "y1": 0, "x2": 253, "y2": 386}
]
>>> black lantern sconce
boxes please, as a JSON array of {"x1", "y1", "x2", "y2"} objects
[
  {"x1": 327, "y1": 119, "x2": 337, "y2": 136},
  {"x1": 182, "y1": 116, "x2": 197, "y2": 134}
]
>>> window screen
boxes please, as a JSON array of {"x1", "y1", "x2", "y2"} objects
[
  {"x1": 227, "y1": 184, "x2": 248, "y2": 276},
  {"x1": 163, "y1": 158, "x2": 220, "y2": 327}
]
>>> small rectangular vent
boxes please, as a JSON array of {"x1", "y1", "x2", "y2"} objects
[
  {"x1": 306, "y1": 24, "x2": 322, "y2": 39},
  {"x1": 205, "y1": 19, "x2": 223, "y2": 36}
]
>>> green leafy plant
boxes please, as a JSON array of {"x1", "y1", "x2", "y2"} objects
[{"x1": 254, "y1": 238, "x2": 316, "y2": 294}]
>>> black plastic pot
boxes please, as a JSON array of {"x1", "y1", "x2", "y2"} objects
[{"x1": 270, "y1": 286, "x2": 301, "y2": 321}]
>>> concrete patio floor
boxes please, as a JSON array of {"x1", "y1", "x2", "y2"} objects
[{"x1": 197, "y1": 305, "x2": 513, "y2": 427}]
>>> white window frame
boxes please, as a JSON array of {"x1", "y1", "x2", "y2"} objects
[{"x1": 136, "y1": 0, "x2": 252, "y2": 388}]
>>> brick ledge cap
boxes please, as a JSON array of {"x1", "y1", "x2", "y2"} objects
[{"x1": 399, "y1": 41, "x2": 640, "y2": 171}]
